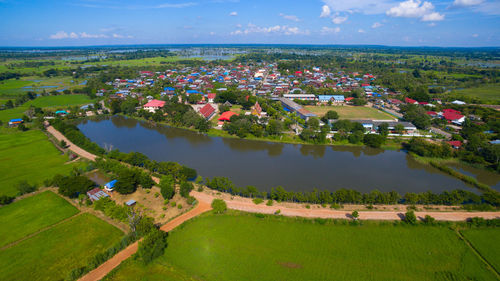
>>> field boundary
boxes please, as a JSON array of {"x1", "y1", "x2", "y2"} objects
[
  {"x1": 0, "y1": 212, "x2": 83, "y2": 251},
  {"x1": 456, "y1": 229, "x2": 500, "y2": 279}
]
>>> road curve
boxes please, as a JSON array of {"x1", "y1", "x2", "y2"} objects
[{"x1": 45, "y1": 122, "x2": 97, "y2": 161}]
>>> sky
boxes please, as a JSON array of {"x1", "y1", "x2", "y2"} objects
[{"x1": 0, "y1": 0, "x2": 499, "y2": 47}]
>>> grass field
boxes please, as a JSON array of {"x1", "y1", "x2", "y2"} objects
[
  {"x1": 455, "y1": 84, "x2": 500, "y2": 102},
  {"x1": 0, "y1": 94, "x2": 94, "y2": 122},
  {"x1": 0, "y1": 213, "x2": 123, "y2": 281},
  {"x1": 304, "y1": 105, "x2": 395, "y2": 120},
  {"x1": 461, "y1": 228, "x2": 500, "y2": 273},
  {"x1": 0, "y1": 129, "x2": 83, "y2": 196},
  {"x1": 0, "y1": 191, "x2": 79, "y2": 248},
  {"x1": 106, "y1": 212, "x2": 497, "y2": 281},
  {"x1": 0, "y1": 76, "x2": 80, "y2": 98}
]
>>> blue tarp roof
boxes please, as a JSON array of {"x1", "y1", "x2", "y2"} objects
[
  {"x1": 55, "y1": 110, "x2": 67, "y2": 114},
  {"x1": 105, "y1": 180, "x2": 117, "y2": 189},
  {"x1": 186, "y1": 90, "x2": 199, "y2": 94},
  {"x1": 9, "y1": 118, "x2": 23, "y2": 122},
  {"x1": 164, "y1": 87, "x2": 175, "y2": 91}
]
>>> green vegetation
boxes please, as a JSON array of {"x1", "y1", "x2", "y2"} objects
[
  {"x1": 106, "y1": 212, "x2": 498, "y2": 281},
  {"x1": 0, "y1": 191, "x2": 79, "y2": 248},
  {"x1": 455, "y1": 84, "x2": 500, "y2": 102},
  {"x1": 0, "y1": 94, "x2": 94, "y2": 122},
  {"x1": 0, "y1": 213, "x2": 123, "y2": 281},
  {"x1": 0, "y1": 129, "x2": 82, "y2": 196},
  {"x1": 304, "y1": 105, "x2": 394, "y2": 120},
  {"x1": 461, "y1": 228, "x2": 500, "y2": 273}
]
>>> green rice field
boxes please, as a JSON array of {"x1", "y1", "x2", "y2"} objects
[
  {"x1": 455, "y1": 84, "x2": 500, "y2": 102},
  {"x1": 0, "y1": 213, "x2": 123, "y2": 281},
  {"x1": 0, "y1": 191, "x2": 79, "y2": 248},
  {"x1": 0, "y1": 94, "x2": 94, "y2": 122},
  {"x1": 105, "y1": 212, "x2": 498, "y2": 281},
  {"x1": 0, "y1": 129, "x2": 83, "y2": 196},
  {"x1": 461, "y1": 228, "x2": 500, "y2": 273}
]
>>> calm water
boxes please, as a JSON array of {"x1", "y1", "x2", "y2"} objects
[{"x1": 77, "y1": 116, "x2": 500, "y2": 193}]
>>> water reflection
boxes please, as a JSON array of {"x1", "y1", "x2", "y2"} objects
[{"x1": 76, "y1": 115, "x2": 499, "y2": 193}]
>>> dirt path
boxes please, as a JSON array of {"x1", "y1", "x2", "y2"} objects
[
  {"x1": 191, "y1": 191, "x2": 500, "y2": 222},
  {"x1": 45, "y1": 122, "x2": 97, "y2": 161},
  {"x1": 78, "y1": 201, "x2": 212, "y2": 281}
]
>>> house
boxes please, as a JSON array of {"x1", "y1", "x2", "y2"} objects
[
  {"x1": 55, "y1": 110, "x2": 68, "y2": 116},
  {"x1": 8, "y1": 118, "x2": 23, "y2": 127},
  {"x1": 218, "y1": 111, "x2": 238, "y2": 122},
  {"x1": 447, "y1": 141, "x2": 462, "y2": 149},
  {"x1": 283, "y1": 94, "x2": 317, "y2": 101},
  {"x1": 426, "y1": 111, "x2": 438, "y2": 118},
  {"x1": 143, "y1": 99, "x2": 166, "y2": 113},
  {"x1": 207, "y1": 93, "x2": 216, "y2": 103},
  {"x1": 199, "y1": 103, "x2": 216, "y2": 120},
  {"x1": 104, "y1": 180, "x2": 117, "y2": 192},
  {"x1": 451, "y1": 100, "x2": 466, "y2": 105},
  {"x1": 164, "y1": 87, "x2": 175, "y2": 95},
  {"x1": 87, "y1": 188, "x2": 109, "y2": 202},
  {"x1": 318, "y1": 95, "x2": 345, "y2": 103},
  {"x1": 404, "y1": 97, "x2": 418, "y2": 105},
  {"x1": 442, "y1": 109, "x2": 465, "y2": 125}
]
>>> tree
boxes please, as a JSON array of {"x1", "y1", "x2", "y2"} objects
[
  {"x1": 16, "y1": 180, "x2": 37, "y2": 196},
  {"x1": 266, "y1": 119, "x2": 283, "y2": 136},
  {"x1": 140, "y1": 172, "x2": 155, "y2": 189},
  {"x1": 394, "y1": 124, "x2": 405, "y2": 135},
  {"x1": 352, "y1": 98, "x2": 367, "y2": 106},
  {"x1": 211, "y1": 199, "x2": 227, "y2": 214},
  {"x1": 404, "y1": 210, "x2": 417, "y2": 224},
  {"x1": 114, "y1": 169, "x2": 139, "y2": 194},
  {"x1": 159, "y1": 175, "x2": 175, "y2": 200},
  {"x1": 306, "y1": 117, "x2": 320, "y2": 130},
  {"x1": 377, "y1": 123, "x2": 389, "y2": 137},
  {"x1": 60, "y1": 140, "x2": 67, "y2": 148},
  {"x1": 136, "y1": 229, "x2": 168, "y2": 265},
  {"x1": 351, "y1": 210, "x2": 359, "y2": 220},
  {"x1": 179, "y1": 181, "x2": 193, "y2": 198},
  {"x1": 363, "y1": 134, "x2": 385, "y2": 148},
  {"x1": 423, "y1": 215, "x2": 435, "y2": 225},
  {"x1": 324, "y1": 110, "x2": 339, "y2": 121},
  {"x1": 56, "y1": 175, "x2": 94, "y2": 198}
]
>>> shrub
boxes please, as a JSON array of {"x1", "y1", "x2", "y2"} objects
[
  {"x1": 177, "y1": 204, "x2": 182, "y2": 209},
  {"x1": 0, "y1": 195, "x2": 15, "y2": 205},
  {"x1": 253, "y1": 198, "x2": 264, "y2": 205},
  {"x1": 136, "y1": 229, "x2": 168, "y2": 265},
  {"x1": 16, "y1": 180, "x2": 38, "y2": 196},
  {"x1": 159, "y1": 175, "x2": 175, "y2": 200},
  {"x1": 305, "y1": 204, "x2": 311, "y2": 209},
  {"x1": 275, "y1": 209, "x2": 281, "y2": 215},
  {"x1": 351, "y1": 210, "x2": 359, "y2": 220},
  {"x1": 211, "y1": 199, "x2": 227, "y2": 214},
  {"x1": 266, "y1": 200, "x2": 274, "y2": 206},
  {"x1": 186, "y1": 196, "x2": 196, "y2": 205},
  {"x1": 404, "y1": 210, "x2": 417, "y2": 224},
  {"x1": 179, "y1": 181, "x2": 193, "y2": 198},
  {"x1": 423, "y1": 215, "x2": 435, "y2": 225},
  {"x1": 171, "y1": 201, "x2": 176, "y2": 207}
]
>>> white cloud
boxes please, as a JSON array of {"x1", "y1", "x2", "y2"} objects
[
  {"x1": 386, "y1": 0, "x2": 444, "y2": 21},
  {"x1": 428, "y1": 22, "x2": 436, "y2": 26},
  {"x1": 421, "y1": 12, "x2": 444, "y2": 21},
  {"x1": 372, "y1": 22, "x2": 383, "y2": 28},
  {"x1": 49, "y1": 31, "x2": 69, "y2": 39},
  {"x1": 358, "y1": 28, "x2": 366, "y2": 33},
  {"x1": 331, "y1": 15, "x2": 348, "y2": 24},
  {"x1": 209, "y1": 31, "x2": 216, "y2": 36},
  {"x1": 322, "y1": 0, "x2": 395, "y2": 15},
  {"x1": 453, "y1": 0, "x2": 483, "y2": 6},
  {"x1": 472, "y1": 33, "x2": 479, "y2": 37},
  {"x1": 321, "y1": 26, "x2": 341, "y2": 34},
  {"x1": 156, "y1": 2, "x2": 197, "y2": 8},
  {"x1": 229, "y1": 11, "x2": 238, "y2": 16},
  {"x1": 81, "y1": 32, "x2": 108, "y2": 38},
  {"x1": 49, "y1": 31, "x2": 131, "y2": 40},
  {"x1": 231, "y1": 23, "x2": 309, "y2": 36},
  {"x1": 279, "y1": 13, "x2": 300, "y2": 22},
  {"x1": 320, "y1": 4, "x2": 331, "y2": 17}
]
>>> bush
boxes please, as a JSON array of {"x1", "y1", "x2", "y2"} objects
[
  {"x1": 136, "y1": 229, "x2": 168, "y2": 265},
  {"x1": 159, "y1": 175, "x2": 175, "y2": 200},
  {"x1": 211, "y1": 199, "x2": 227, "y2": 214},
  {"x1": 404, "y1": 210, "x2": 417, "y2": 224},
  {"x1": 179, "y1": 181, "x2": 193, "y2": 198},
  {"x1": 0, "y1": 195, "x2": 15, "y2": 205},
  {"x1": 423, "y1": 215, "x2": 435, "y2": 225},
  {"x1": 16, "y1": 180, "x2": 38, "y2": 196},
  {"x1": 177, "y1": 204, "x2": 182, "y2": 209},
  {"x1": 266, "y1": 200, "x2": 274, "y2": 206},
  {"x1": 55, "y1": 175, "x2": 94, "y2": 198},
  {"x1": 363, "y1": 134, "x2": 385, "y2": 148},
  {"x1": 186, "y1": 196, "x2": 196, "y2": 205},
  {"x1": 253, "y1": 198, "x2": 264, "y2": 205}
]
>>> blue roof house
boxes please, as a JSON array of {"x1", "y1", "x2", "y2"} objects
[{"x1": 104, "y1": 180, "x2": 117, "y2": 191}]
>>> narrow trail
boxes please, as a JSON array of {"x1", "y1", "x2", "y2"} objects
[
  {"x1": 78, "y1": 201, "x2": 212, "y2": 281},
  {"x1": 45, "y1": 121, "x2": 97, "y2": 161}
]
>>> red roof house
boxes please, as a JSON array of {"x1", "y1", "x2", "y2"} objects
[
  {"x1": 218, "y1": 111, "x2": 238, "y2": 121},
  {"x1": 143, "y1": 99, "x2": 166, "y2": 113},
  {"x1": 345, "y1": 97, "x2": 355, "y2": 102},
  {"x1": 199, "y1": 103, "x2": 216, "y2": 120},
  {"x1": 404, "y1": 97, "x2": 418, "y2": 104},
  {"x1": 427, "y1": 111, "x2": 438, "y2": 117},
  {"x1": 447, "y1": 141, "x2": 462, "y2": 149}
]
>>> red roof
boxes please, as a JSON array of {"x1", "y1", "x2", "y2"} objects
[
  {"x1": 207, "y1": 93, "x2": 216, "y2": 99},
  {"x1": 447, "y1": 141, "x2": 462, "y2": 148},
  {"x1": 443, "y1": 111, "x2": 464, "y2": 121},
  {"x1": 144, "y1": 99, "x2": 165, "y2": 108},
  {"x1": 442, "y1": 108, "x2": 461, "y2": 115},
  {"x1": 345, "y1": 97, "x2": 355, "y2": 101},
  {"x1": 405, "y1": 97, "x2": 418, "y2": 104},
  {"x1": 200, "y1": 103, "x2": 215, "y2": 119},
  {"x1": 218, "y1": 111, "x2": 238, "y2": 121},
  {"x1": 427, "y1": 111, "x2": 438, "y2": 116}
]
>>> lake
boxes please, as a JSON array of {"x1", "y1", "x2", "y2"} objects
[{"x1": 77, "y1": 116, "x2": 500, "y2": 193}]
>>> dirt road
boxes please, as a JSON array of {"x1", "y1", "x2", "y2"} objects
[
  {"x1": 45, "y1": 122, "x2": 97, "y2": 161},
  {"x1": 78, "y1": 201, "x2": 212, "y2": 281},
  {"x1": 191, "y1": 191, "x2": 500, "y2": 222}
]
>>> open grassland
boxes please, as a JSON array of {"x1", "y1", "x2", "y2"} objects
[
  {"x1": 0, "y1": 191, "x2": 79, "y2": 248},
  {"x1": 0, "y1": 76, "x2": 81, "y2": 98},
  {"x1": 304, "y1": 105, "x2": 395, "y2": 120},
  {"x1": 93, "y1": 56, "x2": 200, "y2": 67},
  {"x1": 0, "y1": 213, "x2": 123, "y2": 281},
  {"x1": 106, "y1": 212, "x2": 497, "y2": 281},
  {"x1": 461, "y1": 228, "x2": 500, "y2": 273},
  {"x1": 0, "y1": 129, "x2": 83, "y2": 196},
  {"x1": 454, "y1": 84, "x2": 500, "y2": 102},
  {"x1": 0, "y1": 94, "x2": 93, "y2": 121}
]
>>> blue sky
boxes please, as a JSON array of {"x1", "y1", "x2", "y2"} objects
[{"x1": 0, "y1": 0, "x2": 499, "y2": 47}]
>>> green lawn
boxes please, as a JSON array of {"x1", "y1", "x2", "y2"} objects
[
  {"x1": 0, "y1": 213, "x2": 123, "y2": 281},
  {"x1": 0, "y1": 94, "x2": 94, "y2": 122},
  {"x1": 0, "y1": 129, "x2": 82, "y2": 196},
  {"x1": 0, "y1": 191, "x2": 79, "y2": 248},
  {"x1": 455, "y1": 84, "x2": 500, "y2": 102},
  {"x1": 461, "y1": 228, "x2": 500, "y2": 273},
  {"x1": 106, "y1": 212, "x2": 497, "y2": 281},
  {"x1": 304, "y1": 105, "x2": 395, "y2": 120}
]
